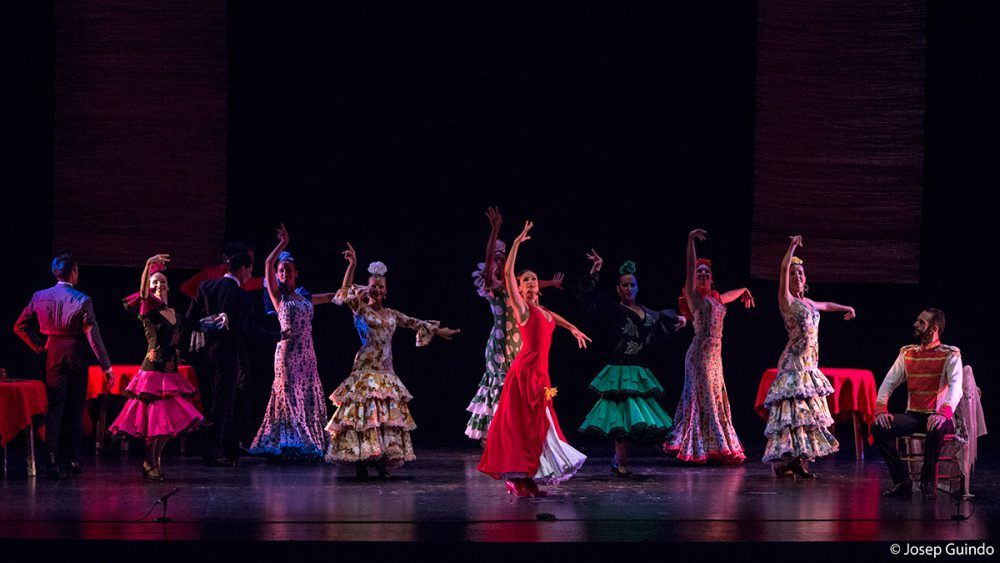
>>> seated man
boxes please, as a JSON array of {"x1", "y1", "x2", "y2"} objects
[{"x1": 873, "y1": 308, "x2": 962, "y2": 498}]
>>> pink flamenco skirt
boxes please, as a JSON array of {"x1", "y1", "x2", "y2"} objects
[{"x1": 109, "y1": 370, "x2": 203, "y2": 442}]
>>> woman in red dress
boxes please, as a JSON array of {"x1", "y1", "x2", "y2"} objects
[{"x1": 478, "y1": 221, "x2": 591, "y2": 497}]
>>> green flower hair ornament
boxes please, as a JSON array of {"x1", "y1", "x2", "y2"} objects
[{"x1": 618, "y1": 260, "x2": 637, "y2": 275}]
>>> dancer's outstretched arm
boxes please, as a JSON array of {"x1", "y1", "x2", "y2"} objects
[
  {"x1": 482, "y1": 206, "x2": 502, "y2": 294},
  {"x1": 140, "y1": 254, "x2": 170, "y2": 299},
  {"x1": 548, "y1": 310, "x2": 592, "y2": 349},
  {"x1": 504, "y1": 221, "x2": 532, "y2": 324},
  {"x1": 683, "y1": 229, "x2": 706, "y2": 311},
  {"x1": 340, "y1": 242, "x2": 357, "y2": 290},
  {"x1": 812, "y1": 300, "x2": 856, "y2": 320},
  {"x1": 264, "y1": 224, "x2": 289, "y2": 313},
  {"x1": 777, "y1": 235, "x2": 802, "y2": 314}
]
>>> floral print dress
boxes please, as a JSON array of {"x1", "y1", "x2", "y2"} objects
[
  {"x1": 249, "y1": 296, "x2": 328, "y2": 458},
  {"x1": 762, "y1": 298, "x2": 839, "y2": 462},
  {"x1": 663, "y1": 296, "x2": 745, "y2": 463},
  {"x1": 324, "y1": 285, "x2": 439, "y2": 467}
]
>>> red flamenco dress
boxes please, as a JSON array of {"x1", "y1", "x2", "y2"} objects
[
  {"x1": 478, "y1": 304, "x2": 586, "y2": 483},
  {"x1": 109, "y1": 294, "x2": 203, "y2": 441}
]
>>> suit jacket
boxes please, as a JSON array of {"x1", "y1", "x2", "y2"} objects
[
  {"x1": 186, "y1": 277, "x2": 278, "y2": 358},
  {"x1": 13, "y1": 282, "x2": 112, "y2": 370}
]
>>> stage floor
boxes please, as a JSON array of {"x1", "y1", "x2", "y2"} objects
[{"x1": 1, "y1": 447, "x2": 995, "y2": 547}]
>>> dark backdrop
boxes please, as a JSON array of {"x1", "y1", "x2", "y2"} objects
[{"x1": 2, "y1": 2, "x2": 997, "y2": 458}]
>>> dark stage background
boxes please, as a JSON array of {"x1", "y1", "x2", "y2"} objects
[{"x1": 2, "y1": 2, "x2": 997, "y2": 457}]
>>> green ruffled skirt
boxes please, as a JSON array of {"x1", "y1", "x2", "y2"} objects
[{"x1": 578, "y1": 365, "x2": 673, "y2": 442}]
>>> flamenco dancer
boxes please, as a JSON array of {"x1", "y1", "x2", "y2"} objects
[
  {"x1": 663, "y1": 229, "x2": 752, "y2": 464},
  {"x1": 109, "y1": 255, "x2": 205, "y2": 481},
  {"x1": 478, "y1": 221, "x2": 590, "y2": 497},
  {"x1": 466, "y1": 207, "x2": 564, "y2": 443},
  {"x1": 249, "y1": 224, "x2": 337, "y2": 459},
  {"x1": 577, "y1": 250, "x2": 685, "y2": 477},
  {"x1": 324, "y1": 243, "x2": 459, "y2": 478},
  {"x1": 762, "y1": 236, "x2": 854, "y2": 478}
]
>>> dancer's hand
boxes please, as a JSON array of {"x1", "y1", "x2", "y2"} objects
[
  {"x1": 342, "y1": 242, "x2": 357, "y2": 266},
  {"x1": 146, "y1": 254, "x2": 170, "y2": 267},
  {"x1": 842, "y1": 306, "x2": 856, "y2": 321},
  {"x1": 514, "y1": 221, "x2": 533, "y2": 245},
  {"x1": 689, "y1": 228, "x2": 707, "y2": 242},
  {"x1": 789, "y1": 235, "x2": 803, "y2": 249},
  {"x1": 875, "y1": 412, "x2": 894, "y2": 429},
  {"x1": 549, "y1": 272, "x2": 564, "y2": 290},
  {"x1": 104, "y1": 368, "x2": 114, "y2": 391},
  {"x1": 586, "y1": 248, "x2": 603, "y2": 274},
  {"x1": 570, "y1": 327, "x2": 592, "y2": 349},
  {"x1": 927, "y1": 414, "x2": 946, "y2": 431},
  {"x1": 740, "y1": 288, "x2": 756, "y2": 309},
  {"x1": 436, "y1": 326, "x2": 460, "y2": 340},
  {"x1": 674, "y1": 315, "x2": 687, "y2": 330},
  {"x1": 276, "y1": 223, "x2": 290, "y2": 247},
  {"x1": 486, "y1": 206, "x2": 502, "y2": 232}
]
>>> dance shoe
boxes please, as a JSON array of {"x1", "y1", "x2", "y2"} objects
[{"x1": 881, "y1": 481, "x2": 913, "y2": 497}]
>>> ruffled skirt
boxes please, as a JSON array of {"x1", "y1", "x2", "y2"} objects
[
  {"x1": 109, "y1": 370, "x2": 203, "y2": 442},
  {"x1": 465, "y1": 368, "x2": 504, "y2": 440},
  {"x1": 324, "y1": 370, "x2": 416, "y2": 467},
  {"x1": 762, "y1": 368, "x2": 840, "y2": 462},
  {"x1": 579, "y1": 365, "x2": 673, "y2": 442}
]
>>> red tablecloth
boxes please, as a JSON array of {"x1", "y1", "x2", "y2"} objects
[
  {"x1": 754, "y1": 367, "x2": 877, "y2": 425},
  {"x1": 0, "y1": 379, "x2": 47, "y2": 447},
  {"x1": 87, "y1": 364, "x2": 202, "y2": 412}
]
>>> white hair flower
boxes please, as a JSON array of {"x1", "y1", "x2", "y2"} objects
[{"x1": 367, "y1": 261, "x2": 388, "y2": 276}]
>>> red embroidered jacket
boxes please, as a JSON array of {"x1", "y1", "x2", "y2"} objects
[{"x1": 875, "y1": 343, "x2": 963, "y2": 419}]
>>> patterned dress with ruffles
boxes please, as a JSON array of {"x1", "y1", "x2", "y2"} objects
[
  {"x1": 663, "y1": 295, "x2": 745, "y2": 463},
  {"x1": 249, "y1": 296, "x2": 328, "y2": 458},
  {"x1": 465, "y1": 285, "x2": 523, "y2": 440},
  {"x1": 762, "y1": 298, "x2": 839, "y2": 462},
  {"x1": 324, "y1": 285, "x2": 439, "y2": 468},
  {"x1": 109, "y1": 295, "x2": 203, "y2": 441}
]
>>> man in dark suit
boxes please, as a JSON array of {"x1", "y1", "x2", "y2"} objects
[
  {"x1": 187, "y1": 251, "x2": 279, "y2": 466},
  {"x1": 14, "y1": 254, "x2": 114, "y2": 479}
]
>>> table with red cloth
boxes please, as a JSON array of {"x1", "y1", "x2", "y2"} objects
[
  {"x1": 87, "y1": 364, "x2": 201, "y2": 452},
  {"x1": 754, "y1": 367, "x2": 877, "y2": 460},
  {"x1": 0, "y1": 379, "x2": 47, "y2": 476}
]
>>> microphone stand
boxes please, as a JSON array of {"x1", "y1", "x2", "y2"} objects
[{"x1": 155, "y1": 487, "x2": 180, "y2": 523}]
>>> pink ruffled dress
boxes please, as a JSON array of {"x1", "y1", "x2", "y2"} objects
[{"x1": 109, "y1": 294, "x2": 203, "y2": 442}]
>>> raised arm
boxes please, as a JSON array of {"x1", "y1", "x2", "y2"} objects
[
  {"x1": 777, "y1": 235, "x2": 801, "y2": 313},
  {"x1": 481, "y1": 207, "x2": 503, "y2": 294},
  {"x1": 548, "y1": 309, "x2": 592, "y2": 349},
  {"x1": 504, "y1": 221, "x2": 532, "y2": 323},
  {"x1": 341, "y1": 242, "x2": 358, "y2": 290},
  {"x1": 265, "y1": 224, "x2": 289, "y2": 313},
  {"x1": 683, "y1": 229, "x2": 707, "y2": 309},
  {"x1": 140, "y1": 254, "x2": 170, "y2": 299}
]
